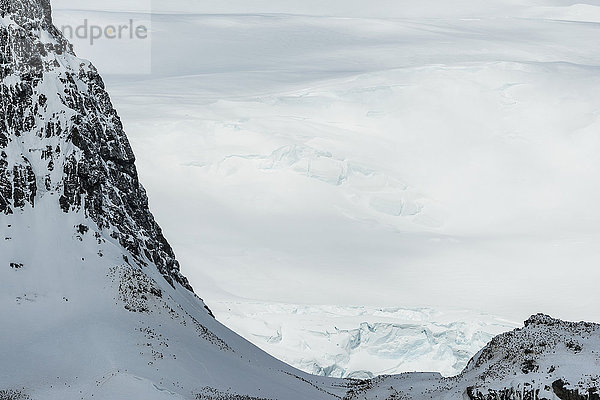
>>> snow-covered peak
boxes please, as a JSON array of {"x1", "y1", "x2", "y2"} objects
[
  {"x1": 348, "y1": 314, "x2": 600, "y2": 399},
  {"x1": 461, "y1": 314, "x2": 600, "y2": 397},
  {"x1": 524, "y1": 313, "x2": 576, "y2": 328},
  {"x1": 1, "y1": 0, "x2": 52, "y2": 25},
  {"x1": 0, "y1": 0, "x2": 192, "y2": 291},
  {"x1": 0, "y1": 1, "x2": 350, "y2": 398}
]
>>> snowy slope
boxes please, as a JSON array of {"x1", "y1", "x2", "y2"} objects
[
  {"x1": 0, "y1": 2, "x2": 348, "y2": 398},
  {"x1": 0, "y1": 198, "x2": 348, "y2": 400},
  {"x1": 209, "y1": 302, "x2": 518, "y2": 379}
]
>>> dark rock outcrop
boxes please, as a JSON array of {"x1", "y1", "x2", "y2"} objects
[
  {"x1": 0, "y1": 0, "x2": 193, "y2": 291},
  {"x1": 552, "y1": 380, "x2": 600, "y2": 400},
  {"x1": 466, "y1": 385, "x2": 541, "y2": 400}
]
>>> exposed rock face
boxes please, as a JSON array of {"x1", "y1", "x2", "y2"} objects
[
  {"x1": 459, "y1": 314, "x2": 600, "y2": 400},
  {"x1": 464, "y1": 314, "x2": 595, "y2": 379},
  {"x1": 552, "y1": 380, "x2": 600, "y2": 400},
  {"x1": 465, "y1": 380, "x2": 600, "y2": 400},
  {"x1": 466, "y1": 384, "x2": 540, "y2": 400},
  {"x1": 0, "y1": 0, "x2": 192, "y2": 290}
]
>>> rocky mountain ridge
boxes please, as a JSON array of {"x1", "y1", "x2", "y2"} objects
[
  {"x1": 0, "y1": 0, "x2": 192, "y2": 291},
  {"x1": 0, "y1": 2, "x2": 347, "y2": 398},
  {"x1": 348, "y1": 314, "x2": 600, "y2": 399}
]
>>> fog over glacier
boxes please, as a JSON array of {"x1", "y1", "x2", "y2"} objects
[{"x1": 50, "y1": 0, "x2": 600, "y2": 373}]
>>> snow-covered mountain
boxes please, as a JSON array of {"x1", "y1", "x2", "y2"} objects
[
  {"x1": 2, "y1": 1, "x2": 600, "y2": 399},
  {"x1": 348, "y1": 314, "x2": 600, "y2": 400},
  {"x1": 0, "y1": 1, "x2": 346, "y2": 399}
]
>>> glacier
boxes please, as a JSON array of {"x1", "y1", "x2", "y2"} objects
[
  {"x1": 209, "y1": 302, "x2": 519, "y2": 379},
  {"x1": 49, "y1": 1, "x2": 600, "y2": 322}
]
